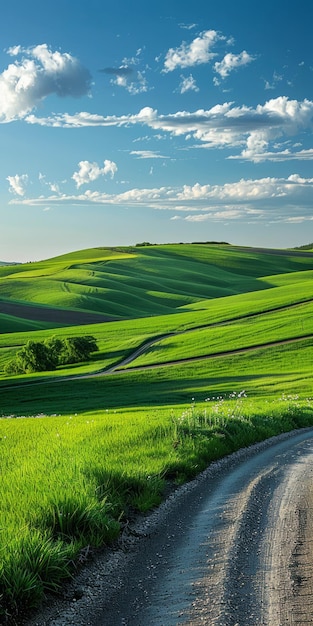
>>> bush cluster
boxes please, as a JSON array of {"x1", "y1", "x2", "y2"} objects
[{"x1": 5, "y1": 335, "x2": 98, "y2": 374}]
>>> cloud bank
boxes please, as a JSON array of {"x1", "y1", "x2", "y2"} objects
[
  {"x1": 25, "y1": 97, "x2": 313, "y2": 162},
  {"x1": 10, "y1": 174, "x2": 313, "y2": 225}
]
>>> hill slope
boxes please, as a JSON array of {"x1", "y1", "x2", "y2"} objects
[{"x1": 1, "y1": 244, "x2": 313, "y2": 332}]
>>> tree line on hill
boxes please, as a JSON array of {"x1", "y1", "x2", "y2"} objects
[{"x1": 5, "y1": 335, "x2": 98, "y2": 374}]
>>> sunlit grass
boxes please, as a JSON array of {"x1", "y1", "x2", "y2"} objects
[
  {"x1": 0, "y1": 391, "x2": 312, "y2": 619},
  {"x1": 1, "y1": 243, "x2": 313, "y2": 620},
  {"x1": 1, "y1": 244, "x2": 313, "y2": 325},
  {"x1": 123, "y1": 300, "x2": 313, "y2": 368}
]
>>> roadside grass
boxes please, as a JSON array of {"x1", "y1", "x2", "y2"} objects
[{"x1": 0, "y1": 389, "x2": 313, "y2": 620}]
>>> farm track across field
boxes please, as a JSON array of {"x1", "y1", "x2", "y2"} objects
[
  {"x1": 1, "y1": 329, "x2": 313, "y2": 390},
  {"x1": 25, "y1": 428, "x2": 313, "y2": 626}
]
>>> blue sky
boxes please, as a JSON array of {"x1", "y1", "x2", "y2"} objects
[{"x1": 1, "y1": 0, "x2": 313, "y2": 261}]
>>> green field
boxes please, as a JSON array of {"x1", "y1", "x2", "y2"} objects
[{"x1": 1, "y1": 243, "x2": 313, "y2": 622}]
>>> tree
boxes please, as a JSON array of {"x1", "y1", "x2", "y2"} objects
[
  {"x1": 57, "y1": 336, "x2": 98, "y2": 365},
  {"x1": 5, "y1": 335, "x2": 98, "y2": 375},
  {"x1": 5, "y1": 340, "x2": 56, "y2": 374},
  {"x1": 44, "y1": 336, "x2": 65, "y2": 367}
]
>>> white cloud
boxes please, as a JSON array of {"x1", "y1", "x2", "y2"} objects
[
  {"x1": 130, "y1": 150, "x2": 169, "y2": 159},
  {"x1": 26, "y1": 106, "x2": 158, "y2": 128},
  {"x1": 72, "y1": 160, "x2": 117, "y2": 188},
  {"x1": 184, "y1": 209, "x2": 243, "y2": 221},
  {"x1": 10, "y1": 174, "x2": 313, "y2": 225},
  {"x1": 110, "y1": 70, "x2": 148, "y2": 94},
  {"x1": 0, "y1": 44, "x2": 91, "y2": 122},
  {"x1": 264, "y1": 71, "x2": 283, "y2": 90},
  {"x1": 234, "y1": 147, "x2": 313, "y2": 162},
  {"x1": 6, "y1": 174, "x2": 28, "y2": 196},
  {"x1": 101, "y1": 49, "x2": 149, "y2": 95},
  {"x1": 39, "y1": 172, "x2": 60, "y2": 192},
  {"x1": 179, "y1": 23, "x2": 197, "y2": 31},
  {"x1": 163, "y1": 30, "x2": 223, "y2": 72},
  {"x1": 179, "y1": 74, "x2": 199, "y2": 93},
  {"x1": 213, "y1": 50, "x2": 255, "y2": 81},
  {"x1": 24, "y1": 97, "x2": 313, "y2": 162}
]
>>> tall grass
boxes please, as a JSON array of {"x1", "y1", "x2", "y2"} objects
[{"x1": 0, "y1": 393, "x2": 312, "y2": 621}]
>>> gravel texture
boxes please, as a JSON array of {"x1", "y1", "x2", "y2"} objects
[{"x1": 25, "y1": 427, "x2": 313, "y2": 626}]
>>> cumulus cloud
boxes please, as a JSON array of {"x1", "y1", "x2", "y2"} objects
[
  {"x1": 24, "y1": 97, "x2": 313, "y2": 162},
  {"x1": 72, "y1": 160, "x2": 117, "y2": 188},
  {"x1": 7, "y1": 174, "x2": 28, "y2": 196},
  {"x1": 0, "y1": 44, "x2": 91, "y2": 122},
  {"x1": 163, "y1": 30, "x2": 223, "y2": 72},
  {"x1": 213, "y1": 51, "x2": 255, "y2": 82},
  {"x1": 11, "y1": 174, "x2": 313, "y2": 226},
  {"x1": 179, "y1": 74, "x2": 199, "y2": 93}
]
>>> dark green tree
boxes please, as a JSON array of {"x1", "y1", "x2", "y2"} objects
[
  {"x1": 5, "y1": 335, "x2": 98, "y2": 374},
  {"x1": 6, "y1": 340, "x2": 56, "y2": 374},
  {"x1": 58, "y1": 336, "x2": 98, "y2": 364}
]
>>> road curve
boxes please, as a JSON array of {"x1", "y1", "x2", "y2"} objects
[
  {"x1": 95, "y1": 428, "x2": 313, "y2": 626},
  {"x1": 26, "y1": 429, "x2": 313, "y2": 626}
]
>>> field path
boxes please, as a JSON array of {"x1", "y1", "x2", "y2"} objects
[
  {"x1": 97, "y1": 428, "x2": 313, "y2": 625},
  {"x1": 26, "y1": 428, "x2": 313, "y2": 625},
  {"x1": 107, "y1": 333, "x2": 313, "y2": 374},
  {"x1": 1, "y1": 329, "x2": 312, "y2": 390}
]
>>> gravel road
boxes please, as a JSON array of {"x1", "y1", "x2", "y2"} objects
[{"x1": 26, "y1": 428, "x2": 313, "y2": 626}]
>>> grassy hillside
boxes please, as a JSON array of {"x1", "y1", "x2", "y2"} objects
[
  {"x1": 1, "y1": 243, "x2": 313, "y2": 623},
  {"x1": 1, "y1": 244, "x2": 313, "y2": 332}
]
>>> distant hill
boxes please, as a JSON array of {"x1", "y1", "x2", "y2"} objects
[
  {"x1": 0, "y1": 260, "x2": 19, "y2": 266},
  {"x1": 294, "y1": 243, "x2": 313, "y2": 251}
]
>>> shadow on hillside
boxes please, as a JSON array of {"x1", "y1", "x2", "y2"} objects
[{"x1": 0, "y1": 371, "x2": 289, "y2": 416}]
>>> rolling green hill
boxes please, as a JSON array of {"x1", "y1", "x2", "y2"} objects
[{"x1": 1, "y1": 244, "x2": 313, "y2": 333}]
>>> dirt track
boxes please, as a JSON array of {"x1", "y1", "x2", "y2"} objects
[{"x1": 26, "y1": 428, "x2": 313, "y2": 626}]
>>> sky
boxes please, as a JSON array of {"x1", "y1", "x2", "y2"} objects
[{"x1": 1, "y1": 0, "x2": 313, "y2": 262}]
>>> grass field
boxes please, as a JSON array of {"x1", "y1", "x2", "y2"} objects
[{"x1": 1, "y1": 243, "x2": 313, "y2": 622}]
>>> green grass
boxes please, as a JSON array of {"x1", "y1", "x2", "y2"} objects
[
  {"x1": 1, "y1": 243, "x2": 313, "y2": 622},
  {"x1": 123, "y1": 300, "x2": 313, "y2": 368},
  {"x1": 1, "y1": 271, "x2": 313, "y2": 381},
  {"x1": 1, "y1": 244, "x2": 313, "y2": 327}
]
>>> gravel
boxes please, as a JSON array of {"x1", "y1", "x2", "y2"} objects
[{"x1": 25, "y1": 427, "x2": 313, "y2": 626}]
